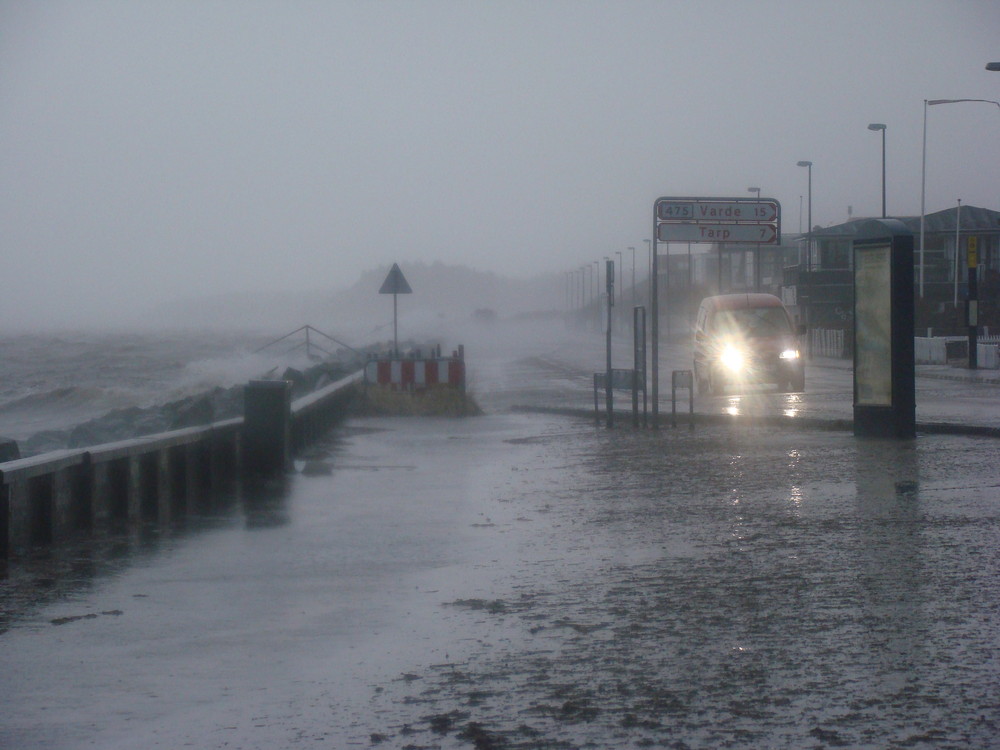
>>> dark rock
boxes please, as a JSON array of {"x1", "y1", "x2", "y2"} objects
[
  {"x1": 67, "y1": 406, "x2": 162, "y2": 448},
  {"x1": 0, "y1": 437, "x2": 20, "y2": 462},
  {"x1": 168, "y1": 393, "x2": 215, "y2": 429},
  {"x1": 281, "y1": 367, "x2": 309, "y2": 396},
  {"x1": 68, "y1": 422, "x2": 114, "y2": 449},
  {"x1": 22, "y1": 430, "x2": 69, "y2": 455}
]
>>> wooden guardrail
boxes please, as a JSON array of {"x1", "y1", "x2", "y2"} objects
[{"x1": 0, "y1": 370, "x2": 363, "y2": 558}]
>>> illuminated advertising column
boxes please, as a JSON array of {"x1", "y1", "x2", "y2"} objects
[{"x1": 853, "y1": 219, "x2": 915, "y2": 438}]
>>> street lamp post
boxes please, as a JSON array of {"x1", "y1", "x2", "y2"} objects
[
  {"x1": 628, "y1": 246, "x2": 636, "y2": 314},
  {"x1": 796, "y1": 162, "x2": 813, "y2": 269},
  {"x1": 867, "y1": 123, "x2": 887, "y2": 218},
  {"x1": 643, "y1": 239, "x2": 652, "y2": 306},
  {"x1": 796, "y1": 160, "x2": 813, "y2": 358},
  {"x1": 687, "y1": 242, "x2": 693, "y2": 329},
  {"x1": 590, "y1": 260, "x2": 601, "y2": 330},
  {"x1": 748, "y1": 186, "x2": 761, "y2": 290},
  {"x1": 954, "y1": 198, "x2": 962, "y2": 307},
  {"x1": 615, "y1": 250, "x2": 623, "y2": 332},
  {"x1": 920, "y1": 98, "x2": 1000, "y2": 298}
]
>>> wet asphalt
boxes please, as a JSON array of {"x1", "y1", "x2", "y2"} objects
[{"x1": 1, "y1": 323, "x2": 999, "y2": 749}]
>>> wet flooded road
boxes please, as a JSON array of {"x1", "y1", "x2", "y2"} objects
[{"x1": 3, "y1": 406, "x2": 999, "y2": 748}]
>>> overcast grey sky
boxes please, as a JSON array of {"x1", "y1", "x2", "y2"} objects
[{"x1": 2, "y1": 0, "x2": 998, "y2": 328}]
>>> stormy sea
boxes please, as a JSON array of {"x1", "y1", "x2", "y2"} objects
[{"x1": 0, "y1": 329, "x2": 351, "y2": 459}]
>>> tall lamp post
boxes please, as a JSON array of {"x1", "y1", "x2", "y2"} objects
[
  {"x1": 953, "y1": 198, "x2": 962, "y2": 308},
  {"x1": 643, "y1": 239, "x2": 652, "y2": 306},
  {"x1": 796, "y1": 162, "x2": 813, "y2": 269},
  {"x1": 748, "y1": 186, "x2": 761, "y2": 291},
  {"x1": 615, "y1": 250, "x2": 623, "y2": 332},
  {"x1": 628, "y1": 246, "x2": 636, "y2": 314},
  {"x1": 867, "y1": 123, "x2": 887, "y2": 218},
  {"x1": 920, "y1": 98, "x2": 1000, "y2": 298},
  {"x1": 590, "y1": 260, "x2": 601, "y2": 330},
  {"x1": 796, "y1": 160, "x2": 813, "y2": 358}
]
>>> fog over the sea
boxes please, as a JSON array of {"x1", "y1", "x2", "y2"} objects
[{"x1": 2, "y1": 1, "x2": 998, "y2": 330}]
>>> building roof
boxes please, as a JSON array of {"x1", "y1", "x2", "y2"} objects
[{"x1": 805, "y1": 205, "x2": 1000, "y2": 239}]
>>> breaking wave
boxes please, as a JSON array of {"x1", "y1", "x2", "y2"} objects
[
  {"x1": 0, "y1": 386, "x2": 132, "y2": 414},
  {"x1": 0, "y1": 330, "x2": 366, "y2": 455}
]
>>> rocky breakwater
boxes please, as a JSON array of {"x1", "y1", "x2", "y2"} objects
[{"x1": 10, "y1": 361, "x2": 355, "y2": 459}]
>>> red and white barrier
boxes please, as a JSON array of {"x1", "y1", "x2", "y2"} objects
[{"x1": 365, "y1": 357, "x2": 465, "y2": 391}]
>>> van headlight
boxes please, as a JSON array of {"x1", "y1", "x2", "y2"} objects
[
  {"x1": 779, "y1": 348, "x2": 800, "y2": 360},
  {"x1": 720, "y1": 344, "x2": 745, "y2": 372}
]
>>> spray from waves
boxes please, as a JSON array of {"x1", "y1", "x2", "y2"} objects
[
  {"x1": 0, "y1": 385, "x2": 152, "y2": 442},
  {"x1": 0, "y1": 330, "x2": 273, "y2": 443},
  {"x1": 0, "y1": 329, "x2": 368, "y2": 451},
  {"x1": 159, "y1": 348, "x2": 334, "y2": 402}
]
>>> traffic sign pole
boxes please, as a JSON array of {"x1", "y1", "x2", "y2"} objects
[
  {"x1": 379, "y1": 263, "x2": 413, "y2": 357},
  {"x1": 651, "y1": 196, "x2": 783, "y2": 412}
]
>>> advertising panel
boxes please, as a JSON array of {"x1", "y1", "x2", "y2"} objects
[{"x1": 854, "y1": 243, "x2": 892, "y2": 406}]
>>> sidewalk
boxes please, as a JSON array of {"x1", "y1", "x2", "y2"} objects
[{"x1": 812, "y1": 354, "x2": 1000, "y2": 384}]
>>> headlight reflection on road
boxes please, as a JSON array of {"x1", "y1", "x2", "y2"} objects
[
  {"x1": 789, "y1": 485, "x2": 803, "y2": 509},
  {"x1": 787, "y1": 450, "x2": 803, "y2": 512},
  {"x1": 725, "y1": 397, "x2": 741, "y2": 417},
  {"x1": 783, "y1": 393, "x2": 802, "y2": 418}
]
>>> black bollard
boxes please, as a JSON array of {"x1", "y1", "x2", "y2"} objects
[{"x1": 243, "y1": 380, "x2": 292, "y2": 475}]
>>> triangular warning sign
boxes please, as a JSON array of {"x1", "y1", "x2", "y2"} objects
[{"x1": 378, "y1": 263, "x2": 413, "y2": 295}]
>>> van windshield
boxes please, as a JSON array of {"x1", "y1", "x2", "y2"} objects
[{"x1": 710, "y1": 307, "x2": 791, "y2": 337}]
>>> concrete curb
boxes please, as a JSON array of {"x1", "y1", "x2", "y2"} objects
[
  {"x1": 510, "y1": 404, "x2": 1000, "y2": 439},
  {"x1": 811, "y1": 358, "x2": 1000, "y2": 385}
]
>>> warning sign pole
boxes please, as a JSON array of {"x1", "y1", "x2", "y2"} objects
[{"x1": 378, "y1": 263, "x2": 413, "y2": 357}]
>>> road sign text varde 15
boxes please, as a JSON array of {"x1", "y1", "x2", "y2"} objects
[
  {"x1": 656, "y1": 200, "x2": 778, "y2": 223},
  {"x1": 656, "y1": 222, "x2": 778, "y2": 244}
]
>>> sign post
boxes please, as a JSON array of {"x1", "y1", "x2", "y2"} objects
[
  {"x1": 378, "y1": 263, "x2": 413, "y2": 357},
  {"x1": 652, "y1": 196, "x2": 781, "y2": 420},
  {"x1": 633, "y1": 305, "x2": 647, "y2": 427},
  {"x1": 853, "y1": 219, "x2": 915, "y2": 439}
]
